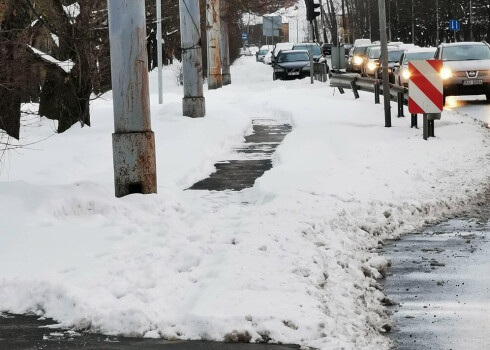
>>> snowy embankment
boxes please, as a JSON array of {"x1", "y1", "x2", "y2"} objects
[{"x1": 1, "y1": 57, "x2": 489, "y2": 350}]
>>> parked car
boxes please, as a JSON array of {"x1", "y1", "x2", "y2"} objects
[
  {"x1": 393, "y1": 47, "x2": 436, "y2": 87},
  {"x1": 347, "y1": 43, "x2": 371, "y2": 72},
  {"x1": 272, "y1": 50, "x2": 311, "y2": 80},
  {"x1": 375, "y1": 48, "x2": 406, "y2": 83},
  {"x1": 256, "y1": 45, "x2": 272, "y2": 63},
  {"x1": 434, "y1": 42, "x2": 490, "y2": 104},
  {"x1": 292, "y1": 43, "x2": 322, "y2": 62},
  {"x1": 265, "y1": 42, "x2": 294, "y2": 65}
]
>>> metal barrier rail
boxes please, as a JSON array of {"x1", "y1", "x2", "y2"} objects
[{"x1": 329, "y1": 72, "x2": 408, "y2": 118}]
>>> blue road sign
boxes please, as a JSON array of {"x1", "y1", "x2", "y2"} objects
[
  {"x1": 449, "y1": 20, "x2": 460, "y2": 31},
  {"x1": 241, "y1": 33, "x2": 248, "y2": 40}
]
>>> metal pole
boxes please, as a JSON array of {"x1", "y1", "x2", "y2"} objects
[
  {"x1": 436, "y1": 0, "x2": 439, "y2": 45},
  {"x1": 423, "y1": 114, "x2": 428, "y2": 140},
  {"x1": 179, "y1": 0, "x2": 205, "y2": 118},
  {"x1": 469, "y1": 0, "x2": 473, "y2": 41},
  {"x1": 411, "y1": 0, "x2": 415, "y2": 44},
  {"x1": 156, "y1": 0, "x2": 163, "y2": 104},
  {"x1": 309, "y1": 46, "x2": 314, "y2": 84},
  {"x1": 107, "y1": 0, "x2": 157, "y2": 198},
  {"x1": 378, "y1": 0, "x2": 391, "y2": 127},
  {"x1": 319, "y1": 0, "x2": 326, "y2": 43},
  {"x1": 220, "y1": 0, "x2": 231, "y2": 85},
  {"x1": 206, "y1": 0, "x2": 223, "y2": 89}
]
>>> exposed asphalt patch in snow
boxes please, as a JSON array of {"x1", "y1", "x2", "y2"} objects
[
  {"x1": 382, "y1": 195, "x2": 490, "y2": 349},
  {"x1": 188, "y1": 120, "x2": 292, "y2": 191},
  {"x1": 0, "y1": 313, "x2": 307, "y2": 350}
]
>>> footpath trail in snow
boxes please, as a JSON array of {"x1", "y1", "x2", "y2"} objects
[
  {"x1": 0, "y1": 56, "x2": 489, "y2": 350},
  {"x1": 189, "y1": 119, "x2": 292, "y2": 191}
]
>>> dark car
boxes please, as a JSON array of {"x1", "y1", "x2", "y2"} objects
[
  {"x1": 375, "y1": 48, "x2": 405, "y2": 83},
  {"x1": 292, "y1": 43, "x2": 322, "y2": 62},
  {"x1": 322, "y1": 43, "x2": 333, "y2": 56},
  {"x1": 272, "y1": 50, "x2": 311, "y2": 80},
  {"x1": 347, "y1": 44, "x2": 371, "y2": 72}
]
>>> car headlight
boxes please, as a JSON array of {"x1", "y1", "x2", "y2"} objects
[
  {"x1": 367, "y1": 62, "x2": 377, "y2": 71},
  {"x1": 402, "y1": 69, "x2": 410, "y2": 80},
  {"x1": 353, "y1": 56, "x2": 364, "y2": 65},
  {"x1": 440, "y1": 67, "x2": 453, "y2": 80}
]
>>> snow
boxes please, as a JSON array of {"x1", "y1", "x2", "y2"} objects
[
  {"x1": 28, "y1": 45, "x2": 74, "y2": 74},
  {"x1": 0, "y1": 55, "x2": 489, "y2": 350}
]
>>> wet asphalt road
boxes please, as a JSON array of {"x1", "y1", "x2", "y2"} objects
[{"x1": 383, "y1": 199, "x2": 490, "y2": 350}]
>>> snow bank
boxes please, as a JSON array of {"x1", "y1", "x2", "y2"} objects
[{"x1": 0, "y1": 56, "x2": 488, "y2": 350}]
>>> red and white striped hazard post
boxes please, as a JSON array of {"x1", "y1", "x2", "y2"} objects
[{"x1": 408, "y1": 60, "x2": 443, "y2": 140}]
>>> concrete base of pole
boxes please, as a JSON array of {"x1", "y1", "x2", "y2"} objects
[
  {"x1": 113, "y1": 131, "x2": 157, "y2": 197},
  {"x1": 183, "y1": 97, "x2": 206, "y2": 118},
  {"x1": 208, "y1": 74, "x2": 223, "y2": 90},
  {"x1": 222, "y1": 73, "x2": 231, "y2": 86}
]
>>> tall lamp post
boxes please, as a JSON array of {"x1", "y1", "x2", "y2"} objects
[{"x1": 378, "y1": 0, "x2": 391, "y2": 127}]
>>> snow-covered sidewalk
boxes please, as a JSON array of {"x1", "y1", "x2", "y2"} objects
[{"x1": 1, "y1": 56, "x2": 489, "y2": 350}]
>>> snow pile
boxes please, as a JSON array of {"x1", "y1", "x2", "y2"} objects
[{"x1": 0, "y1": 56, "x2": 489, "y2": 350}]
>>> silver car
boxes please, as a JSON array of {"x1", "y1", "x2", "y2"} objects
[
  {"x1": 393, "y1": 47, "x2": 436, "y2": 87},
  {"x1": 434, "y1": 42, "x2": 490, "y2": 104}
]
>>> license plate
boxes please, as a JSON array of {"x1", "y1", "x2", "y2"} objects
[
  {"x1": 288, "y1": 72, "x2": 299, "y2": 76},
  {"x1": 463, "y1": 79, "x2": 483, "y2": 86}
]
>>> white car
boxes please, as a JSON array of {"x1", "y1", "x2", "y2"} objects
[{"x1": 393, "y1": 47, "x2": 436, "y2": 87}]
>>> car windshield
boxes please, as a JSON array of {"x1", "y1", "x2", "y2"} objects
[
  {"x1": 442, "y1": 45, "x2": 490, "y2": 61},
  {"x1": 277, "y1": 52, "x2": 309, "y2": 63},
  {"x1": 403, "y1": 51, "x2": 436, "y2": 64},
  {"x1": 388, "y1": 50, "x2": 404, "y2": 62},
  {"x1": 294, "y1": 45, "x2": 321, "y2": 55},
  {"x1": 258, "y1": 49, "x2": 268, "y2": 55},
  {"x1": 354, "y1": 46, "x2": 368, "y2": 56},
  {"x1": 369, "y1": 48, "x2": 381, "y2": 58}
]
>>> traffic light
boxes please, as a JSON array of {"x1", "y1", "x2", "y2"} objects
[{"x1": 305, "y1": 0, "x2": 321, "y2": 22}]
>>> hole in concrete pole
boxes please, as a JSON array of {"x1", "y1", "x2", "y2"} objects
[{"x1": 128, "y1": 182, "x2": 143, "y2": 194}]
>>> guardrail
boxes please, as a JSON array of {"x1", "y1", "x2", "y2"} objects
[{"x1": 329, "y1": 72, "x2": 416, "y2": 125}]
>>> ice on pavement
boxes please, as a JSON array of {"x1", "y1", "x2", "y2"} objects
[{"x1": 0, "y1": 55, "x2": 488, "y2": 350}]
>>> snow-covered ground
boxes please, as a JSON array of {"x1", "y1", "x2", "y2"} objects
[{"x1": 0, "y1": 56, "x2": 489, "y2": 350}]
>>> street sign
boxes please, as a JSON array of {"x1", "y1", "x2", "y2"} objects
[
  {"x1": 241, "y1": 33, "x2": 248, "y2": 40},
  {"x1": 263, "y1": 15, "x2": 281, "y2": 37},
  {"x1": 408, "y1": 60, "x2": 444, "y2": 114},
  {"x1": 449, "y1": 20, "x2": 460, "y2": 31}
]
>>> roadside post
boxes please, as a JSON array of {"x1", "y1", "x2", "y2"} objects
[
  {"x1": 179, "y1": 0, "x2": 206, "y2": 118},
  {"x1": 374, "y1": 80, "x2": 380, "y2": 104},
  {"x1": 107, "y1": 0, "x2": 157, "y2": 197},
  {"x1": 449, "y1": 20, "x2": 460, "y2": 43},
  {"x1": 309, "y1": 46, "x2": 314, "y2": 84},
  {"x1": 378, "y1": 0, "x2": 391, "y2": 127},
  {"x1": 408, "y1": 60, "x2": 443, "y2": 140}
]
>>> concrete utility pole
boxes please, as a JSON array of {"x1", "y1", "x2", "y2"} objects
[
  {"x1": 107, "y1": 0, "x2": 157, "y2": 197},
  {"x1": 220, "y1": 0, "x2": 231, "y2": 85},
  {"x1": 179, "y1": 0, "x2": 206, "y2": 118},
  {"x1": 378, "y1": 0, "x2": 391, "y2": 127},
  {"x1": 157, "y1": 0, "x2": 163, "y2": 104},
  {"x1": 206, "y1": 0, "x2": 223, "y2": 89}
]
